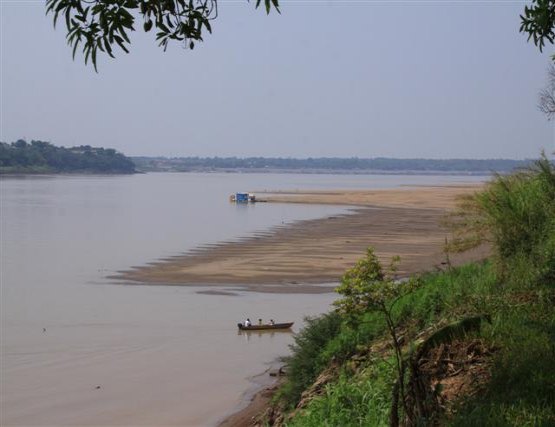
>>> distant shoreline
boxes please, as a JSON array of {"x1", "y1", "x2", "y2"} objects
[
  {"x1": 134, "y1": 168, "x2": 495, "y2": 176},
  {"x1": 1, "y1": 167, "x2": 491, "y2": 176},
  {"x1": 0, "y1": 169, "x2": 139, "y2": 175},
  {"x1": 131, "y1": 156, "x2": 532, "y2": 175},
  {"x1": 0, "y1": 141, "x2": 137, "y2": 175}
]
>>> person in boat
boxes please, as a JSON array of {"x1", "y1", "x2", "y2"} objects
[
  {"x1": 244, "y1": 318, "x2": 252, "y2": 327},
  {"x1": 258, "y1": 318, "x2": 263, "y2": 325},
  {"x1": 270, "y1": 319, "x2": 275, "y2": 325}
]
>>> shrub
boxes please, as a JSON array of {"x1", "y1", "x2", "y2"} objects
[
  {"x1": 477, "y1": 155, "x2": 555, "y2": 286},
  {"x1": 279, "y1": 311, "x2": 343, "y2": 407}
]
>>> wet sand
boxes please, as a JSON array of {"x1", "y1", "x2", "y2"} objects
[
  {"x1": 115, "y1": 184, "x2": 488, "y2": 290},
  {"x1": 218, "y1": 379, "x2": 283, "y2": 427}
]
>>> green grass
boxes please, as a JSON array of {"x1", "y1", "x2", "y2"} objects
[
  {"x1": 288, "y1": 360, "x2": 394, "y2": 427},
  {"x1": 449, "y1": 286, "x2": 555, "y2": 427},
  {"x1": 276, "y1": 156, "x2": 555, "y2": 426},
  {"x1": 281, "y1": 263, "x2": 555, "y2": 426},
  {"x1": 277, "y1": 311, "x2": 343, "y2": 408},
  {"x1": 476, "y1": 156, "x2": 555, "y2": 287}
]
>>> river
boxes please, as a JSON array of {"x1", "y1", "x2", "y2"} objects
[{"x1": 0, "y1": 172, "x2": 483, "y2": 426}]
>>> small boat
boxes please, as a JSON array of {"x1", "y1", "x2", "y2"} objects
[{"x1": 237, "y1": 322, "x2": 294, "y2": 331}]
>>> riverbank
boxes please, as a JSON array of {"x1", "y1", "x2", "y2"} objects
[
  {"x1": 221, "y1": 160, "x2": 555, "y2": 427},
  {"x1": 114, "y1": 183, "x2": 488, "y2": 426},
  {"x1": 218, "y1": 375, "x2": 284, "y2": 427},
  {"x1": 213, "y1": 184, "x2": 486, "y2": 426},
  {"x1": 114, "y1": 184, "x2": 488, "y2": 290}
]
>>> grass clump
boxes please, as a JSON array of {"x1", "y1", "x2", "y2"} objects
[
  {"x1": 450, "y1": 287, "x2": 555, "y2": 426},
  {"x1": 449, "y1": 155, "x2": 555, "y2": 287},
  {"x1": 288, "y1": 360, "x2": 395, "y2": 427}
]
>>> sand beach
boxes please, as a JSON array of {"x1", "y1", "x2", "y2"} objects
[{"x1": 115, "y1": 184, "x2": 488, "y2": 291}]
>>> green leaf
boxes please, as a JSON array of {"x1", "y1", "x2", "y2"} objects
[
  {"x1": 165, "y1": 14, "x2": 173, "y2": 29},
  {"x1": 104, "y1": 37, "x2": 115, "y2": 57},
  {"x1": 72, "y1": 38, "x2": 80, "y2": 59},
  {"x1": 46, "y1": 0, "x2": 57, "y2": 14},
  {"x1": 55, "y1": 1, "x2": 66, "y2": 14},
  {"x1": 158, "y1": 21, "x2": 170, "y2": 33},
  {"x1": 84, "y1": 44, "x2": 91, "y2": 64},
  {"x1": 65, "y1": 7, "x2": 72, "y2": 29},
  {"x1": 119, "y1": 26, "x2": 131, "y2": 43},
  {"x1": 144, "y1": 20, "x2": 153, "y2": 32},
  {"x1": 204, "y1": 19, "x2": 211, "y2": 33},
  {"x1": 92, "y1": 46, "x2": 98, "y2": 71},
  {"x1": 114, "y1": 35, "x2": 130, "y2": 53}
]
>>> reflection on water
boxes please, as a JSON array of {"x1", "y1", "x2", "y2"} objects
[{"x1": 237, "y1": 329, "x2": 294, "y2": 341}]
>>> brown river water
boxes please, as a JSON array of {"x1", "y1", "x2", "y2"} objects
[{"x1": 0, "y1": 173, "x2": 484, "y2": 426}]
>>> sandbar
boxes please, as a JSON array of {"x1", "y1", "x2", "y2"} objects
[{"x1": 113, "y1": 184, "x2": 487, "y2": 292}]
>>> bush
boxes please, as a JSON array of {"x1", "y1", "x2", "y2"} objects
[
  {"x1": 279, "y1": 311, "x2": 343, "y2": 407},
  {"x1": 477, "y1": 155, "x2": 555, "y2": 286}
]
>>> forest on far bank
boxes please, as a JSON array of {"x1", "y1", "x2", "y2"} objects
[
  {"x1": 132, "y1": 156, "x2": 533, "y2": 174},
  {"x1": 1, "y1": 139, "x2": 541, "y2": 176},
  {"x1": 0, "y1": 140, "x2": 136, "y2": 174}
]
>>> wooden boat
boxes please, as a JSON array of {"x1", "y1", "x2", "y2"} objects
[{"x1": 237, "y1": 322, "x2": 294, "y2": 331}]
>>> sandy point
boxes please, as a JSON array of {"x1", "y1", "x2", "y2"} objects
[{"x1": 112, "y1": 183, "x2": 488, "y2": 292}]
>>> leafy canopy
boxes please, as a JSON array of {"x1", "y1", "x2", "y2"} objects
[
  {"x1": 47, "y1": 0, "x2": 554, "y2": 71},
  {"x1": 46, "y1": 0, "x2": 280, "y2": 70},
  {"x1": 334, "y1": 248, "x2": 419, "y2": 323},
  {"x1": 520, "y1": 0, "x2": 555, "y2": 54}
]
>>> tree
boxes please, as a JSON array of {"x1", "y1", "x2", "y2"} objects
[
  {"x1": 539, "y1": 63, "x2": 555, "y2": 119},
  {"x1": 334, "y1": 248, "x2": 421, "y2": 427},
  {"x1": 520, "y1": 0, "x2": 555, "y2": 54},
  {"x1": 47, "y1": 0, "x2": 553, "y2": 70},
  {"x1": 46, "y1": 0, "x2": 279, "y2": 70}
]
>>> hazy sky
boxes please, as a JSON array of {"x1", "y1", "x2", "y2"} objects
[{"x1": 1, "y1": 0, "x2": 554, "y2": 158}]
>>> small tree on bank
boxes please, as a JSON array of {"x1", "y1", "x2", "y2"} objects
[{"x1": 334, "y1": 248, "x2": 421, "y2": 427}]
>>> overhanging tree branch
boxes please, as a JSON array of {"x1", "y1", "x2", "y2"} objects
[
  {"x1": 45, "y1": 0, "x2": 280, "y2": 70},
  {"x1": 520, "y1": 0, "x2": 555, "y2": 55}
]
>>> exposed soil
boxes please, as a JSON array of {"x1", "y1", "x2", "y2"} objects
[{"x1": 408, "y1": 338, "x2": 496, "y2": 424}]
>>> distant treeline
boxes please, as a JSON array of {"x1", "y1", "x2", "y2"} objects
[
  {"x1": 132, "y1": 156, "x2": 532, "y2": 174},
  {"x1": 0, "y1": 140, "x2": 136, "y2": 174}
]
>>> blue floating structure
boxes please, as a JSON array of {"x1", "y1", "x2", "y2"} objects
[
  {"x1": 235, "y1": 192, "x2": 249, "y2": 203},
  {"x1": 229, "y1": 192, "x2": 258, "y2": 203}
]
